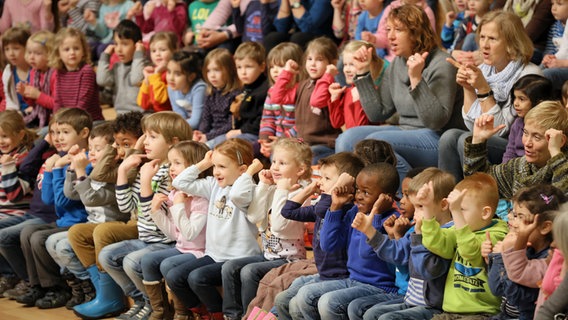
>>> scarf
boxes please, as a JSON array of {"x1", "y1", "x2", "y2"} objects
[
  {"x1": 24, "y1": 68, "x2": 54, "y2": 128},
  {"x1": 502, "y1": 0, "x2": 541, "y2": 27},
  {"x1": 479, "y1": 60, "x2": 524, "y2": 103}
]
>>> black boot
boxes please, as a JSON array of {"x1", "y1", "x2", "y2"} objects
[{"x1": 65, "y1": 274, "x2": 85, "y2": 309}]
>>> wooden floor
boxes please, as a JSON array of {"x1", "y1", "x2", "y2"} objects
[{"x1": 0, "y1": 297, "x2": 117, "y2": 320}]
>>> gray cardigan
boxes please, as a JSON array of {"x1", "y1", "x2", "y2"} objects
[{"x1": 354, "y1": 48, "x2": 465, "y2": 131}]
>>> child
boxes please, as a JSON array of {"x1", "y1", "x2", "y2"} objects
[
  {"x1": 230, "y1": 0, "x2": 278, "y2": 43},
  {"x1": 128, "y1": 0, "x2": 188, "y2": 43},
  {"x1": 484, "y1": 184, "x2": 566, "y2": 319},
  {"x1": 0, "y1": 0, "x2": 55, "y2": 33},
  {"x1": 58, "y1": 0, "x2": 101, "y2": 45},
  {"x1": 140, "y1": 141, "x2": 210, "y2": 320},
  {"x1": 355, "y1": 0, "x2": 384, "y2": 51},
  {"x1": 275, "y1": 152, "x2": 365, "y2": 320},
  {"x1": 349, "y1": 167, "x2": 455, "y2": 320},
  {"x1": 16, "y1": 30, "x2": 56, "y2": 128},
  {"x1": 137, "y1": 31, "x2": 178, "y2": 113},
  {"x1": 96, "y1": 19, "x2": 145, "y2": 114},
  {"x1": 542, "y1": 0, "x2": 568, "y2": 90},
  {"x1": 15, "y1": 108, "x2": 92, "y2": 308},
  {"x1": 421, "y1": 172, "x2": 509, "y2": 317},
  {"x1": 1, "y1": 27, "x2": 31, "y2": 114},
  {"x1": 167, "y1": 51, "x2": 207, "y2": 129},
  {"x1": 271, "y1": 37, "x2": 342, "y2": 163},
  {"x1": 183, "y1": 0, "x2": 220, "y2": 47},
  {"x1": 226, "y1": 41, "x2": 269, "y2": 144},
  {"x1": 221, "y1": 138, "x2": 311, "y2": 320},
  {"x1": 449, "y1": 0, "x2": 491, "y2": 55},
  {"x1": 0, "y1": 110, "x2": 38, "y2": 218},
  {"x1": 168, "y1": 139, "x2": 261, "y2": 319},
  {"x1": 50, "y1": 28, "x2": 104, "y2": 121},
  {"x1": 311, "y1": 40, "x2": 387, "y2": 130},
  {"x1": 353, "y1": 139, "x2": 397, "y2": 167},
  {"x1": 293, "y1": 163, "x2": 400, "y2": 319},
  {"x1": 464, "y1": 101, "x2": 568, "y2": 199},
  {"x1": 502, "y1": 75, "x2": 554, "y2": 162},
  {"x1": 193, "y1": 48, "x2": 241, "y2": 147},
  {"x1": 441, "y1": 0, "x2": 468, "y2": 49},
  {"x1": 96, "y1": 112, "x2": 193, "y2": 320},
  {"x1": 84, "y1": 0, "x2": 135, "y2": 59},
  {"x1": 258, "y1": 42, "x2": 304, "y2": 157}
]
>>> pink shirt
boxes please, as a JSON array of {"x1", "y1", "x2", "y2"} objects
[
  {"x1": 0, "y1": 0, "x2": 54, "y2": 33},
  {"x1": 202, "y1": 0, "x2": 251, "y2": 35}
]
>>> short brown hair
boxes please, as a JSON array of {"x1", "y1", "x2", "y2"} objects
[
  {"x1": 305, "y1": 37, "x2": 338, "y2": 67},
  {"x1": 56, "y1": 108, "x2": 93, "y2": 134},
  {"x1": 455, "y1": 172, "x2": 499, "y2": 213},
  {"x1": 388, "y1": 4, "x2": 440, "y2": 54},
  {"x1": 267, "y1": 42, "x2": 305, "y2": 86},
  {"x1": 318, "y1": 152, "x2": 365, "y2": 179},
  {"x1": 408, "y1": 167, "x2": 455, "y2": 202},
  {"x1": 214, "y1": 138, "x2": 254, "y2": 166},
  {"x1": 90, "y1": 122, "x2": 115, "y2": 144},
  {"x1": 149, "y1": 31, "x2": 178, "y2": 53},
  {"x1": 171, "y1": 140, "x2": 212, "y2": 179},
  {"x1": 234, "y1": 41, "x2": 266, "y2": 66},
  {"x1": 141, "y1": 111, "x2": 193, "y2": 144},
  {"x1": 2, "y1": 27, "x2": 30, "y2": 48},
  {"x1": 203, "y1": 48, "x2": 241, "y2": 95},
  {"x1": 524, "y1": 100, "x2": 568, "y2": 136}
]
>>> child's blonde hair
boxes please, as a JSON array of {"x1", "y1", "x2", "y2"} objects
[
  {"x1": 2, "y1": 27, "x2": 30, "y2": 48},
  {"x1": 27, "y1": 30, "x2": 55, "y2": 56},
  {"x1": 553, "y1": 203, "x2": 568, "y2": 256},
  {"x1": 203, "y1": 48, "x2": 240, "y2": 95},
  {"x1": 234, "y1": 41, "x2": 266, "y2": 66},
  {"x1": 304, "y1": 37, "x2": 338, "y2": 67},
  {"x1": 342, "y1": 40, "x2": 385, "y2": 82},
  {"x1": 408, "y1": 167, "x2": 456, "y2": 202},
  {"x1": 142, "y1": 111, "x2": 193, "y2": 144},
  {"x1": 0, "y1": 110, "x2": 38, "y2": 151},
  {"x1": 90, "y1": 122, "x2": 115, "y2": 144},
  {"x1": 49, "y1": 28, "x2": 91, "y2": 70},
  {"x1": 273, "y1": 138, "x2": 313, "y2": 181},
  {"x1": 267, "y1": 42, "x2": 305, "y2": 85},
  {"x1": 149, "y1": 31, "x2": 179, "y2": 58},
  {"x1": 562, "y1": 80, "x2": 568, "y2": 107},
  {"x1": 171, "y1": 141, "x2": 212, "y2": 179},
  {"x1": 214, "y1": 138, "x2": 254, "y2": 167},
  {"x1": 525, "y1": 101, "x2": 568, "y2": 136},
  {"x1": 455, "y1": 172, "x2": 499, "y2": 213}
]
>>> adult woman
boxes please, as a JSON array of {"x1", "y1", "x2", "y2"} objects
[
  {"x1": 439, "y1": 10, "x2": 542, "y2": 181},
  {"x1": 337, "y1": 4, "x2": 464, "y2": 177}
]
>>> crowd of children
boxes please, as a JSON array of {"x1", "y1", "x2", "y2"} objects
[{"x1": 0, "y1": 0, "x2": 568, "y2": 319}]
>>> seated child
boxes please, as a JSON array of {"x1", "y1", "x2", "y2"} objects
[{"x1": 1, "y1": 27, "x2": 31, "y2": 114}]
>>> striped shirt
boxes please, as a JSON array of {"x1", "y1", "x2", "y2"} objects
[
  {"x1": 404, "y1": 277, "x2": 426, "y2": 307},
  {"x1": 54, "y1": 63, "x2": 103, "y2": 121},
  {"x1": 115, "y1": 164, "x2": 172, "y2": 243},
  {"x1": 0, "y1": 145, "x2": 32, "y2": 217}
]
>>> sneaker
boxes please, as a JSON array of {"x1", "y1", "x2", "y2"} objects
[
  {"x1": 131, "y1": 303, "x2": 153, "y2": 320},
  {"x1": 35, "y1": 287, "x2": 71, "y2": 309},
  {"x1": 4, "y1": 280, "x2": 29, "y2": 299},
  {"x1": 115, "y1": 299, "x2": 145, "y2": 320},
  {"x1": 0, "y1": 275, "x2": 19, "y2": 295},
  {"x1": 15, "y1": 286, "x2": 46, "y2": 307}
]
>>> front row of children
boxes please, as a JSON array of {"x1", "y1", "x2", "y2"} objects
[{"x1": 0, "y1": 104, "x2": 567, "y2": 320}]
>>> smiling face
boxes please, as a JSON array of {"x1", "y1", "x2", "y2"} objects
[
  {"x1": 168, "y1": 148, "x2": 189, "y2": 181},
  {"x1": 354, "y1": 172, "x2": 383, "y2": 214},
  {"x1": 88, "y1": 136, "x2": 109, "y2": 166},
  {"x1": 4, "y1": 43, "x2": 27, "y2": 68},
  {"x1": 206, "y1": 60, "x2": 227, "y2": 90},
  {"x1": 150, "y1": 39, "x2": 173, "y2": 69},
  {"x1": 236, "y1": 57, "x2": 265, "y2": 85},
  {"x1": 522, "y1": 121, "x2": 551, "y2": 168},
  {"x1": 318, "y1": 164, "x2": 340, "y2": 194},
  {"x1": 25, "y1": 42, "x2": 48, "y2": 70},
  {"x1": 59, "y1": 36, "x2": 85, "y2": 71},
  {"x1": 270, "y1": 147, "x2": 304, "y2": 182},
  {"x1": 387, "y1": 18, "x2": 413, "y2": 59},
  {"x1": 513, "y1": 90, "x2": 533, "y2": 118},
  {"x1": 478, "y1": 21, "x2": 510, "y2": 72},
  {"x1": 212, "y1": 151, "x2": 245, "y2": 188},
  {"x1": 305, "y1": 52, "x2": 329, "y2": 80},
  {"x1": 143, "y1": 130, "x2": 171, "y2": 161},
  {"x1": 343, "y1": 52, "x2": 357, "y2": 85},
  {"x1": 0, "y1": 127, "x2": 24, "y2": 154},
  {"x1": 166, "y1": 60, "x2": 190, "y2": 93},
  {"x1": 113, "y1": 34, "x2": 136, "y2": 63}
]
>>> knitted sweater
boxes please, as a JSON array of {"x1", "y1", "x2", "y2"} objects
[
  {"x1": 0, "y1": 145, "x2": 32, "y2": 216},
  {"x1": 54, "y1": 63, "x2": 103, "y2": 121},
  {"x1": 0, "y1": 0, "x2": 54, "y2": 33},
  {"x1": 258, "y1": 86, "x2": 297, "y2": 140}
]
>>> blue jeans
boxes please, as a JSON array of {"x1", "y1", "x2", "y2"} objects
[
  {"x1": 140, "y1": 247, "x2": 196, "y2": 282},
  {"x1": 543, "y1": 67, "x2": 568, "y2": 90},
  {"x1": 438, "y1": 129, "x2": 507, "y2": 182},
  {"x1": 0, "y1": 214, "x2": 45, "y2": 278},
  {"x1": 274, "y1": 274, "x2": 321, "y2": 320},
  {"x1": 98, "y1": 239, "x2": 172, "y2": 300},
  {"x1": 461, "y1": 33, "x2": 478, "y2": 52},
  {"x1": 347, "y1": 294, "x2": 403, "y2": 320},
  {"x1": 310, "y1": 145, "x2": 335, "y2": 165},
  {"x1": 364, "y1": 302, "x2": 442, "y2": 320},
  {"x1": 293, "y1": 278, "x2": 393, "y2": 320},
  {"x1": 46, "y1": 231, "x2": 89, "y2": 280},
  {"x1": 206, "y1": 133, "x2": 259, "y2": 149},
  {"x1": 222, "y1": 255, "x2": 286, "y2": 318}
]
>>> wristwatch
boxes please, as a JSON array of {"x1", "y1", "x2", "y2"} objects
[{"x1": 291, "y1": 1, "x2": 301, "y2": 9}]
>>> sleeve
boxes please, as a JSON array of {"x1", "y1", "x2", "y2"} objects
[
  {"x1": 41, "y1": 170, "x2": 55, "y2": 205},
  {"x1": 410, "y1": 233, "x2": 452, "y2": 280},
  {"x1": 239, "y1": 90, "x2": 266, "y2": 134},
  {"x1": 202, "y1": 0, "x2": 238, "y2": 34},
  {"x1": 420, "y1": 218, "x2": 457, "y2": 260},
  {"x1": 502, "y1": 120, "x2": 520, "y2": 163},
  {"x1": 96, "y1": 52, "x2": 115, "y2": 88},
  {"x1": 455, "y1": 225, "x2": 491, "y2": 264},
  {"x1": 18, "y1": 140, "x2": 50, "y2": 186},
  {"x1": 115, "y1": 183, "x2": 138, "y2": 214},
  {"x1": 487, "y1": 253, "x2": 508, "y2": 296},
  {"x1": 270, "y1": 70, "x2": 299, "y2": 105},
  {"x1": 0, "y1": 160, "x2": 32, "y2": 202},
  {"x1": 310, "y1": 72, "x2": 334, "y2": 108},
  {"x1": 368, "y1": 231, "x2": 412, "y2": 266},
  {"x1": 137, "y1": 78, "x2": 151, "y2": 110},
  {"x1": 172, "y1": 165, "x2": 214, "y2": 200},
  {"x1": 198, "y1": 95, "x2": 213, "y2": 133},
  {"x1": 246, "y1": 181, "x2": 273, "y2": 226},
  {"x1": 293, "y1": 0, "x2": 333, "y2": 33},
  {"x1": 258, "y1": 94, "x2": 278, "y2": 139},
  {"x1": 354, "y1": 72, "x2": 395, "y2": 122},
  {"x1": 549, "y1": 152, "x2": 568, "y2": 194},
  {"x1": 130, "y1": 51, "x2": 145, "y2": 87},
  {"x1": 232, "y1": 7, "x2": 244, "y2": 35},
  {"x1": 187, "y1": 82, "x2": 207, "y2": 129},
  {"x1": 53, "y1": 167, "x2": 76, "y2": 208},
  {"x1": 502, "y1": 248, "x2": 548, "y2": 288},
  {"x1": 536, "y1": 275, "x2": 568, "y2": 319},
  {"x1": 150, "y1": 206, "x2": 177, "y2": 240},
  {"x1": 33, "y1": 70, "x2": 56, "y2": 110},
  {"x1": 328, "y1": 93, "x2": 345, "y2": 129},
  {"x1": 229, "y1": 173, "x2": 256, "y2": 220},
  {"x1": 319, "y1": 208, "x2": 350, "y2": 252},
  {"x1": 173, "y1": 196, "x2": 208, "y2": 241},
  {"x1": 441, "y1": 23, "x2": 455, "y2": 44},
  {"x1": 147, "y1": 72, "x2": 170, "y2": 108},
  {"x1": 74, "y1": 178, "x2": 117, "y2": 207},
  {"x1": 77, "y1": 66, "x2": 99, "y2": 112},
  {"x1": 270, "y1": 188, "x2": 302, "y2": 236},
  {"x1": 280, "y1": 200, "x2": 317, "y2": 222},
  {"x1": 63, "y1": 170, "x2": 81, "y2": 200}
]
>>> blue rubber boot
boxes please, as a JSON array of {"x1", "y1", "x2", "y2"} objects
[{"x1": 73, "y1": 265, "x2": 125, "y2": 320}]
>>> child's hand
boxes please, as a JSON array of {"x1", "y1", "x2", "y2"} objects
[
  {"x1": 360, "y1": 31, "x2": 376, "y2": 44},
  {"x1": 155, "y1": 62, "x2": 167, "y2": 74},
  {"x1": 196, "y1": 150, "x2": 214, "y2": 171},
  {"x1": 333, "y1": 172, "x2": 355, "y2": 191},
  {"x1": 328, "y1": 83, "x2": 345, "y2": 102},
  {"x1": 352, "y1": 46, "x2": 373, "y2": 75},
  {"x1": 16, "y1": 81, "x2": 26, "y2": 95},
  {"x1": 546, "y1": 128, "x2": 567, "y2": 158},
  {"x1": 277, "y1": 177, "x2": 301, "y2": 191},
  {"x1": 326, "y1": 64, "x2": 338, "y2": 77},
  {"x1": 447, "y1": 188, "x2": 466, "y2": 216},
  {"x1": 135, "y1": 41, "x2": 145, "y2": 52},
  {"x1": 192, "y1": 130, "x2": 205, "y2": 143},
  {"x1": 140, "y1": 159, "x2": 161, "y2": 182},
  {"x1": 284, "y1": 59, "x2": 299, "y2": 74},
  {"x1": 119, "y1": 154, "x2": 147, "y2": 172},
  {"x1": 173, "y1": 191, "x2": 187, "y2": 205},
  {"x1": 67, "y1": 144, "x2": 81, "y2": 156},
  {"x1": 501, "y1": 231, "x2": 518, "y2": 251},
  {"x1": 258, "y1": 169, "x2": 274, "y2": 185},
  {"x1": 382, "y1": 213, "x2": 397, "y2": 238},
  {"x1": 330, "y1": 0, "x2": 345, "y2": 10},
  {"x1": 21, "y1": 85, "x2": 41, "y2": 100},
  {"x1": 104, "y1": 44, "x2": 116, "y2": 55},
  {"x1": 225, "y1": 129, "x2": 242, "y2": 139},
  {"x1": 481, "y1": 231, "x2": 493, "y2": 264},
  {"x1": 183, "y1": 30, "x2": 194, "y2": 46},
  {"x1": 393, "y1": 216, "x2": 414, "y2": 239},
  {"x1": 416, "y1": 181, "x2": 435, "y2": 219},
  {"x1": 352, "y1": 211, "x2": 377, "y2": 240},
  {"x1": 330, "y1": 173, "x2": 355, "y2": 210},
  {"x1": 151, "y1": 193, "x2": 169, "y2": 213},
  {"x1": 370, "y1": 193, "x2": 393, "y2": 215},
  {"x1": 45, "y1": 154, "x2": 61, "y2": 172},
  {"x1": 83, "y1": 9, "x2": 97, "y2": 25},
  {"x1": 143, "y1": 66, "x2": 155, "y2": 80},
  {"x1": 542, "y1": 54, "x2": 556, "y2": 68},
  {"x1": 445, "y1": 11, "x2": 456, "y2": 27},
  {"x1": 247, "y1": 159, "x2": 264, "y2": 176},
  {"x1": 492, "y1": 240, "x2": 503, "y2": 254},
  {"x1": 259, "y1": 136, "x2": 277, "y2": 158},
  {"x1": 55, "y1": 154, "x2": 72, "y2": 168},
  {"x1": 305, "y1": 179, "x2": 321, "y2": 196},
  {"x1": 71, "y1": 151, "x2": 90, "y2": 172},
  {"x1": 471, "y1": 114, "x2": 505, "y2": 144},
  {"x1": 230, "y1": 0, "x2": 240, "y2": 8}
]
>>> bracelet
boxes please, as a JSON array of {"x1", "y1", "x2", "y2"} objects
[
  {"x1": 476, "y1": 90, "x2": 493, "y2": 99},
  {"x1": 224, "y1": 29, "x2": 234, "y2": 40}
]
